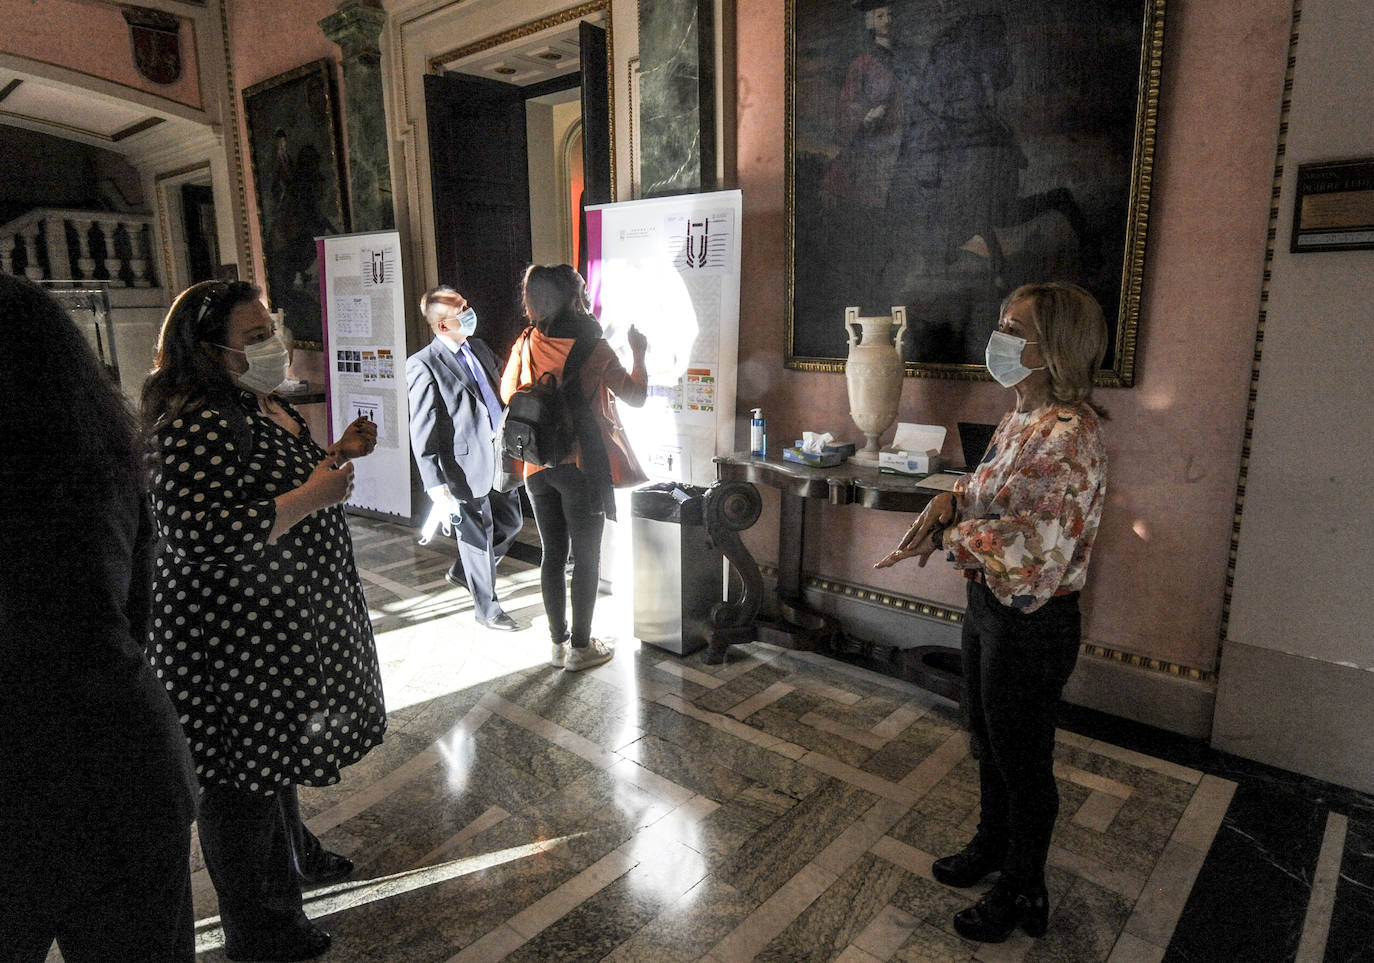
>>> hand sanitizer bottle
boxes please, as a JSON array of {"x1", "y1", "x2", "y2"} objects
[{"x1": 750, "y1": 408, "x2": 766, "y2": 457}]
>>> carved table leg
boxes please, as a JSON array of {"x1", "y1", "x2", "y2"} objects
[
  {"x1": 702, "y1": 480, "x2": 839, "y2": 663},
  {"x1": 702, "y1": 481, "x2": 763, "y2": 663}
]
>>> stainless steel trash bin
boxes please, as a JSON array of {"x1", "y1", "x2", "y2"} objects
[{"x1": 632, "y1": 484, "x2": 722, "y2": 655}]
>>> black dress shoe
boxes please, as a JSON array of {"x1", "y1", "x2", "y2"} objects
[
  {"x1": 298, "y1": 849, "x2": 353, "y2": 886},
  {"x1": 932, "y1": 836, "x2": 1006, "y2": 888},
  {"x1": 476, "y1": 610, "x2": 521, "y2": 631},
  {"x1": 225, "y1": 922, "x2": 332, "y2": 961},
  {"x1": 444, "y1": 568, "x2": 466, "y2": 589},
  {"x1": 952, "y1": 881, "x2": 1049, "y2": 943}
]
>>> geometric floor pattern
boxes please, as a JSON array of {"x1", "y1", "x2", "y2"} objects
[{"x1": 52, "y1": 515, "x2": 1370, "y2": 962}]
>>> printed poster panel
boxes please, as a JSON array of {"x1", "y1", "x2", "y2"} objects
[
  {"x1": 318, "y1": 231, "x2": 410, "y2": 517},
  {"x1": 586, "y1": 190, "x2": 742, "y2": 486}
]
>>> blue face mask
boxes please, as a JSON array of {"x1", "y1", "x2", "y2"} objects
[
  {"x1": 453, "y1": 307, "x2": 478, "y2": 337},
  {"x1": 985, "y1": 330, "x2": 1044, "y2": 387}
]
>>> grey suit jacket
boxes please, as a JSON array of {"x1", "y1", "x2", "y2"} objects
[{"x1": 405, "y1": 336, "x2": 503, "y2": 502}]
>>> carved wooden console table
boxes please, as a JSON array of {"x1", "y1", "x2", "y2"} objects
[{"x1": 702, "y1": 452, "x2": 964, "y2": 701}]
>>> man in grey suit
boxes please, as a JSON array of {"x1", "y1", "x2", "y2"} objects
[{"x1": 406, "y1": 286, "x2": 524, "y2": 631}]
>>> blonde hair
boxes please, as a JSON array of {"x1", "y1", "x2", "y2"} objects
[{"x1": 1000, "y1": 282, "x2": 1109, "y2": 417}]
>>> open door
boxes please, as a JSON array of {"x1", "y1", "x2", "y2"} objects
[
  {"x1": 424, "y1": 72, "x2": 533, "y2": 362},
  {"x1": 578, "y1": 21, "x2": 611, "y2": 275}
]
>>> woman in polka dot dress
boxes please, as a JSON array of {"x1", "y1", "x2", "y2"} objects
[{"x1": 141, "y1": 281, "x2": 386, "y2": 962}]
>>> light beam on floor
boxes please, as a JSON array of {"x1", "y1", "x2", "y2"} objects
[{"x1": 192, "y1": 834, "x2": 585, "y2": 953}]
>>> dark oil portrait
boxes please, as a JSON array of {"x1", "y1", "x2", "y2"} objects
[
  {"x1": 787, "y1": 0, "x2": 1164, "y2": 384},
  {"x1": 243, "y1": 60, "x2": 350, "y2": 346}
]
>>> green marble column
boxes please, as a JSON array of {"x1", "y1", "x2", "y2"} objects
[
  {"x1": 320, "y1": 1, "x2": 395, "y2": 231},
  {"x1": 638, "y1": 0, "x2": 716, "y2": 197}
]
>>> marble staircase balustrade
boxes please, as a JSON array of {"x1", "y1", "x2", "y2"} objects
[{"x1": 1, "y1": 208, "x2": 157, "y2": 289}]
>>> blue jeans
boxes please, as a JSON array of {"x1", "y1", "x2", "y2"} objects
[
  {"x1": 961, "y1": 579, "x2": 1081, "y2": 889},
  {"x1": 526, "y1": 464, "x2": 606, "y2": 647}
]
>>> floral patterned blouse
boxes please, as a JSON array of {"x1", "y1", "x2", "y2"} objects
[{"x1": 945, "y1": 403, "x2": 1107, "y2": 612}]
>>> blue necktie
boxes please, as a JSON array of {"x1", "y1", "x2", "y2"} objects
[{"x1": 460, "y1": 344, "x2": 502, "y2": 432}]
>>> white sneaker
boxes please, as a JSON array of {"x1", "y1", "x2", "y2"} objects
[
  {"x1": 550, "y1": 642, "x2": 567, "y2": 668},
  {"x1": 564, "y1": 638, "x2": 613, "y2": 672}
]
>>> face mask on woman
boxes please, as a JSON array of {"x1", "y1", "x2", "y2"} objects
[
  {"x1": 985, "y1": 330, "x2": 1044, "y2": 388},
  {"x1": 219, "y1": 333, "x2": 290, "y2": 394}
]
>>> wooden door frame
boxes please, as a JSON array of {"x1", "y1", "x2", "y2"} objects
[{"x1": 387, "y1": 0, "x2": 620, "y2": 350}]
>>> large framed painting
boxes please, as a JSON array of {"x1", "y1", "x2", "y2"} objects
[
  {"x1": 786, "y1": 0, "x2": 1165, "y2": 385},
  {"x1": 243, "y1": 59, "x2": 350, "y2": 347}
]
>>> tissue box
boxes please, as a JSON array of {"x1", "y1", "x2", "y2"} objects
[
  {"x1": 880, "y1": 422, "x2": 947, "y2": 475},
  {"x1": 792, "y1": 440, "x2": 856, "y2": 458},
  {"x1": 878, "y1": 448, "x2": 945, "y2": 475},
  {"x1": 784, "y1": 446, "x2": 842, "y2": 467}
]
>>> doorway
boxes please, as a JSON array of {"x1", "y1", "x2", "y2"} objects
[
  {"x1": 423, "y1": 15, "x2": 612, "y2": 365},
  {"x1": 180, "y1": 182, "x2": 222, "y2": 285}
]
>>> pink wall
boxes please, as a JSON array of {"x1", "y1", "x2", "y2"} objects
[
  {"x1": 228, "y1": 0, "x2": 343, "y2": 446},
  {"x1": 215, "y1": 0, "x2": 1295, "y2": 674},
  {"x1": 228, "y1": 0, "x2": 343, "y2": 313},
  {"x1": 734, "y1": 0, "x2": 1294, "y2": 672},
  {"x1": 1, "y1": 0, "x2": 202, "y2": 110}
]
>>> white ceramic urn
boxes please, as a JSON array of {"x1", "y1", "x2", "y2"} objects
[{"x1": 844, "y1": 305, "x2": 908, "y2": 464}]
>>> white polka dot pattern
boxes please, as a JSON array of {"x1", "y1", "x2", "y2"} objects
[{"x1": 147, "y1": 395, "x2": 386, "y2": 793}]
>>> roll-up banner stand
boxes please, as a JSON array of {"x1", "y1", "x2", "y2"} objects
[
  {"x1": 316, "y1": 231, "x2": 411, "y2": 518},
  {"x1": 585, "y1": 190, "x2": 743, "y2": 598},
  {"x1": 584, "y1": 189, "x2": 743, "y2": 486}
]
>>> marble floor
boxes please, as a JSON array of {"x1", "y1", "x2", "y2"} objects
[{"x1": 59, "y1": 515, "x2": 1374, "y2": 962}]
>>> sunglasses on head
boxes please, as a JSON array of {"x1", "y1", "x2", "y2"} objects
[{"x1": 191, "y1": 281, "x2": 234, "y2": 333}]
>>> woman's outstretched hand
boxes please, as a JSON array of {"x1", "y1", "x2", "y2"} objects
[
  {"x1": 874, "y1": 527, "x2": 936, "y2": 569},
  {"x1": 627, "y1": 324, "x2": 648, "y2": 355},
  {"x1": 874, "y1": 493, "x2": 957, "y2": 570}
]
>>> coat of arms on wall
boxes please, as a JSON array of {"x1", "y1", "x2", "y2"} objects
[{"x1": 122, "y1": 6, "x2": 183, "y2": 86}]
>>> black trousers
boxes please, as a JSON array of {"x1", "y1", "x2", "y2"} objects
[
  {"x1": 0, "y1": 819, "x2": 194, "y2": 963},
  {"x1": 961, "y1": 579, "x2": 1081, "y2": 889},
  {"x1": 197, "y1": 784, "x2": 322, "y2": 948},
  {"x1": 453, "y1": 488, "x2": 523, "y2": 621},
  {"x1": 526, "y1": 464, "x2": 606, "y2": 646}
]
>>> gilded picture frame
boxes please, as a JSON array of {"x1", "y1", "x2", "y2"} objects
[
  {"x1": 243, "y1": 59, "x2": 350, "y2": 348},
  {"x1": 785, "y1": 0, "x2": 1165, "y2": 386}
]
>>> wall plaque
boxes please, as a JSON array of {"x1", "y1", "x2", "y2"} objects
[{"x1": 1292, "y1": 159, "x2": 1374, "y2": 253}]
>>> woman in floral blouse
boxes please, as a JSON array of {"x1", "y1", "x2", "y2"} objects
[{"x1": 877, "y1": 282, "x2": 1108, "y2": 943}]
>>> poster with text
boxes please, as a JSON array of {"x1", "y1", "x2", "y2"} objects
[
  {"x1": 318, "y1": 231, "x2": 410, "y2": 517},
  {"x1": 586, "y1": 190, "x2": 742, "y2": 486}
]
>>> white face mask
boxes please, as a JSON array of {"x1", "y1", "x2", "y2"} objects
[
  {"x1": 220, "y1": 333, "x2": 290, "y2": 394},
  {"x1": 985, "y1": 330, "x2": 1044, "y2": 388},
  {"x1": 453, "y1": 307, "x2": 477, "y2": 337}
]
